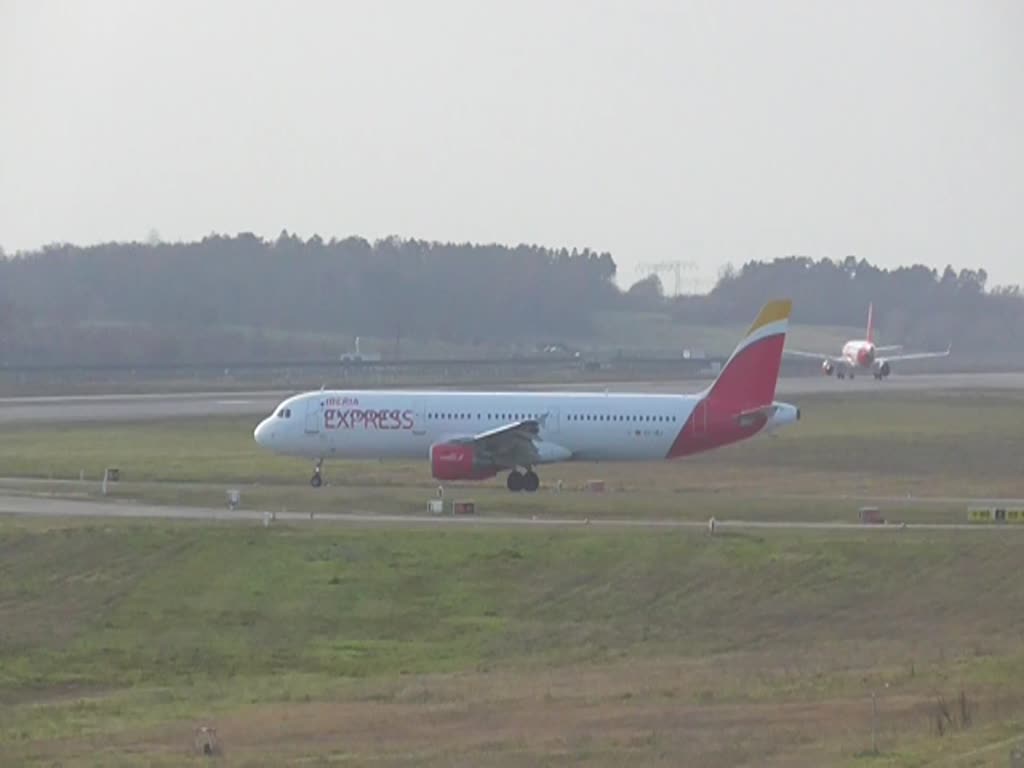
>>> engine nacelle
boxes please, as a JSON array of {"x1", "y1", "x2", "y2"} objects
[
  {"x1": 766, "y1": 402, "x2": 801, "y2": 429},
  {"x1": 873, "y1": 360, "x2": 891, "y2": 378},
  {"x1": 430, "y1": 442, "x2": 498, "y2": 481},
  {"x1": 821, "y1": 360, "x2": 834, "y2": 376}
]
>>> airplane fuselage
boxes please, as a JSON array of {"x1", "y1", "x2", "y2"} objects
[
  {"x1": 255, "y1": 389, "x2": 799, "y2": 463},
  {"x1": 841, "y1": 339, "x2": 875, "y2": 369}
]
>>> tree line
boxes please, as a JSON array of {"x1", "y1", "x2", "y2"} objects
[
  {"x1": 0, "y1": 232, "x2": 618, "y2": 365},
  {"x1": 0, "y1": 236, "x2": 1020, "y2": 366}
]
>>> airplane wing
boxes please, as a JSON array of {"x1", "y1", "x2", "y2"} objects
[
  {"x1": 874, "y1": 345, "x2": 903, "y2": 353},
  {"x1": 784, "y1": 348, "x2": 843, "y2": 364},
  {"x1": 879, "y1": 346, "x2": 951, "y2": 363},
  {"x1": 451, "y1": 419, "x2": 544, "y2": 468}
]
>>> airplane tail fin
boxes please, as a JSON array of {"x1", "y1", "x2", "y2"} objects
[
  {"x1": 866, "y1": 302, "x2": 874, "y2": 344},
  {"x1": 705, "y1": 299, "x2": 792, "y2": 411}
]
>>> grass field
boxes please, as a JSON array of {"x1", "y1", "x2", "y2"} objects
[
  {"x1": 2, "y1": 518, "x2": 1024, "y2": 767},
  {"x1": 2, "y1": 387, "x2": 1024, "y2": 765}
]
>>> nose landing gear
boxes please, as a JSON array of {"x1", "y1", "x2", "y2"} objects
[{"x1": 310, "y1": 459, "x2": 323, "y2": 488}]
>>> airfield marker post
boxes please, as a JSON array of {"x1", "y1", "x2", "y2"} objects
[{"x1": 871, "y1": 691, "x2": 878, "y2": 754}]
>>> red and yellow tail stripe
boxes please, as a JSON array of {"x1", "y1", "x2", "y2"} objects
[{"x1": 705, "y1": 298, "x2": 792, "y2": 409}]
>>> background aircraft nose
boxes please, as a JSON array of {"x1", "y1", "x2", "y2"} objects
[{"x1": 254, "y1": 419, "x2": 270, "y2": 446}]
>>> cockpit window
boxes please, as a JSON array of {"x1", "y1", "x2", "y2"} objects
[{"x1": 277, "y1": 409, "x2": 285, "y2": 418}]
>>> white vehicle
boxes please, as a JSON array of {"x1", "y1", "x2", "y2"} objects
[
  {"x1": 254, "y1": 300, "x2": 801, "y2": 491},
  {"x1": 786, "y1": 303, "x2": 950, "y2": 380}
]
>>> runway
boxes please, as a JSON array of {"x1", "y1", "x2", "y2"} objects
[
  {"x1": 0, "y1": 493, "x2": 1019, "y2": 533},
  {"x1": 0, "y1": 372, "x2": 1020, "y2": 426},
  {"x1": 0, "y1": 390, "x2": 288, "y2": 425}
]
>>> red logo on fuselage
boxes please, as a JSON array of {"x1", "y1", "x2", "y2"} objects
[
  {"x1": 843, "y1": 341, "x2": 875, "y2": 367},
  {"x1": 856, "y1": 345, "x2": 874, "y2": 366},
  {"x1": 324, "y1": 408, "x2": 414, "y2": 431}
]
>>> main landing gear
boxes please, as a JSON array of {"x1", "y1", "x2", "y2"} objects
[
  {"x1": 507, "y1": 468, "x2": 540, "y2": 493},
  {"x1": 310, "y1": 459, "x2": 323, "y2": 488}
]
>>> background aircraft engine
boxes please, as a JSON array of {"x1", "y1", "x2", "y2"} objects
[
  {"x1": 430, "y1": 442, "x2": 499, "y2": 480},
  {"x1": 873, "y1": 360, "x2": 891, "y2": 378},
  {"x1": 821, "y1": 360, "x2": 834, "y2": 376}
]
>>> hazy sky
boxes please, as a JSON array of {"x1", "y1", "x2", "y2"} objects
[{"x1": 2, "y1": 0, "x2": 1022, "y2": 290}]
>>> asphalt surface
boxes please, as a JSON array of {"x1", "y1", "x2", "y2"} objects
[
  {"x1": 0, "y1": 390, "x2": 286, "y2": 425},
  {"x1": 0, "y1": 493, "x2": 1020, "y2": 533},
  {"x1": 0, "y1": 372, "x2": 1020, "y2": 426}
]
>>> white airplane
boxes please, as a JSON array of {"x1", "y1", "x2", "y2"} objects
[
  {"x1": 254, "y1": 300, "x2": 801, "y2": 491},
  {"x1": 786, "y1": 303, "x2": 950, "y2": 380}
]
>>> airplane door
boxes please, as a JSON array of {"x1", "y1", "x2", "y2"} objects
[
  {"x1": 305, "y1": 397, "x2": 322, "y2": 434},
  {"x1": 542, "y1": 407, "x2": 559, "y2": 434},
  {"x1": 691, "y1": 400, "x2": 707, "y2": 438}
]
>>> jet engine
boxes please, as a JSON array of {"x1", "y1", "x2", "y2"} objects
[
  {"x1": 873, "y1": 360, "x2": 891, "y2": 379},
  {"x1": 430, "y1": 442, "x2": 499, "y2": 481},
  {"x1": 821, "y1": 360, "x2": 834, "y2": 376},
  {"x1": 765, "y1": 402, "x2": 801, "y2": 431}
]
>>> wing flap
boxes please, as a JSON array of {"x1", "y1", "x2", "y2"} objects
[{"x1": 464, "y1": 419, "x2": 543, "y2": 467}]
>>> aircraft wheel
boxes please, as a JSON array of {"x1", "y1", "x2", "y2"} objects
[
  {"x1": 310, "y1": 472, "x2": 323, "y2": 488},
  {"x1": 506, "y1": 470, "x2": 524, "y2": 492},
  {"x1": 522, "y1": 471, "x2": 540, "y2": 493}
]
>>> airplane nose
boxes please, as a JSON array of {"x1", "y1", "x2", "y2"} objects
[{"x1": 254, "y1": 419, "x2": 270, "y2": 447}]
